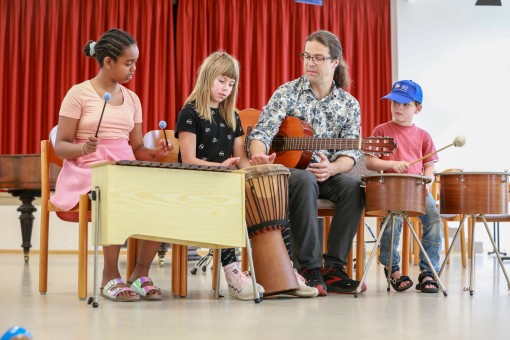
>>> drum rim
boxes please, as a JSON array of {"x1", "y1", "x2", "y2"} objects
[
  {"x1": 435, "y1": 171, "x2": 510, "y2": 176},
  {"x1": 243, "y1": 164, "x2": 290, "y2": 179},
  {"x1": 361, "y1": 173, "x2": 431, "y2": 183}
]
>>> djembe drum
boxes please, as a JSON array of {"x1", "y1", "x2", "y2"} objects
[{"x1": 244, "y1": 164, "x2": 299, "y2": 296}]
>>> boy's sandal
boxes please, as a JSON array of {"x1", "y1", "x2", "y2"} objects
[
  {"x1": 384, "y1": 268, "x2": 413, "y2": 292},
  {"x1": 100, "y1": 278, "x2": 140, "y2": 302},
  {"x1": 129, "y1": 277, "x2": 162, "y2": 300},
  {"x1": 416, "y1": 271, "x2": 440, "y2": 293}
]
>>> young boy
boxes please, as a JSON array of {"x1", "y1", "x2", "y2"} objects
[{"x1": 365, "y1": 80, "x2": 442, "y2": 293}]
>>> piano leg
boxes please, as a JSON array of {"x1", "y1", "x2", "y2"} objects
[{"x1": 10, "y1": 190, "x2": 39, "y2": 263}]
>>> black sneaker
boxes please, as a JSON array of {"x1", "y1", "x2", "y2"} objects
[
  {"x1": 298, "y1": 267, "x2": 327, "y2": 296},
  {"x1": 321, "y1": 264, "x2": 367, "y2": 294}
]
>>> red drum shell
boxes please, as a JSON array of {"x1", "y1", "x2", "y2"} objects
[
  {"x1": 362, "y1": 174, "x2": 431, "y2": 217},
  {"x1": 436, "y1": 172, "x2": 509, "y2": 214}
]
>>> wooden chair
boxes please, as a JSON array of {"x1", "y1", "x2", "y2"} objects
[
  {"x1": 432, "y1": 170, "x2": 467, "y2": 267},
  {"x1": 39, "y1": 126, "x2": 90, "y2": 300},
  {"x1": 319, "y1": 201, "x2": 365, "y2": 281}
]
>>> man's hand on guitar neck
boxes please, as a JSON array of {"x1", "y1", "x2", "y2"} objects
[{"x1": 308, "y1": 153, "x2": 354, "y2": 182}]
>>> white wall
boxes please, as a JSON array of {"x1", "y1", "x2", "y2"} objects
[
  {"x1": 392, "y1": 0, "x2": 510, "y2": 251},
  {"x1": 393, "y1": 0, "x2": 510, "y2": 172}
]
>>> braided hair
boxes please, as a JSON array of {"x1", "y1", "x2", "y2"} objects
[{"x1": 83, "y1": 28, "x2": 136, "y2": 67}]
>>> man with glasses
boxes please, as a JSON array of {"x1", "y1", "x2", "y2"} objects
[{"x1": 248, "y1": 30, "x2": 366, "y2": 296}]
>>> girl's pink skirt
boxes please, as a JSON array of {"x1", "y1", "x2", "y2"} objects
[{"x1": 51, "y1": 139, "x2": 135, "y2": 211}]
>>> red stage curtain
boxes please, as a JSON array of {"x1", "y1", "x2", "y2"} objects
[
  {"x1": 0, "y1": 0, "x2": 175, "y2": 154},
  {"x1": 176, "y1": 0, "x2": 391, "y2": 137},
  {"x1": 1, "y1": 0, "x2": 390, "y2": 155}
]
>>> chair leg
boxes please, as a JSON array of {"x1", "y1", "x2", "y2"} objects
[
  {"x1": 460, "y1": 218, "x2": 467, "y2": 268},
  {"x1": 171, "y1": 244, "x2": 188, "y2": 297},
  {"x1": 212, "y1": 249, "x2": 220, "y2": 290},
  {"x1": 413, "y1": 222, "x2": 420, "y2": 265},
  {"x1": 355, "y1": 215, "x2": 365, "y2": 281},
  {"x1": 125, "y1": 238, "x2": 139, "y2": 279},
  {"x1": 78, "y1": 195, "x2": 88, "y2": 300},
  {"x1": 468, "y1": 216, "x2": 473, "y2": 259},
  {"x1": 402, "y1": 219, "x2": 410, "y2": 274},
  {"x1": 346, "y1": 247, "x2": 354, "y2": 278},
  {"x1": 39, "y1": 205, "x2": 50, "y2": 295},
  {"x1": 443, "y1": 220, "x2": 450, "y2": 265},
  {"x1": 323, "y1": 216, "x2": 331, "y2": 253},
  {"x1": 376, "y1": 217, "x2": 381, "y2": 263},
  {"x1": 180, "y1": 246, "x2": 188, "y2": 296}
]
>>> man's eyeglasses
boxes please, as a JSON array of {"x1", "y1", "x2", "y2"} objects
[{"x1": 299, "y1": 53, "x2": 335, "y2": 65}]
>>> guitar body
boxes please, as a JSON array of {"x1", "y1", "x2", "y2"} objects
[
  {"x1": 238, "y1": 108, "x2": 397, "y2": 169},
  {"x1": 239, "y1": 108, "x2": 314, "y2": 169}
]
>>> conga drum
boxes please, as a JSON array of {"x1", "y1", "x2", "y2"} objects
[
  {"x1": 244, "y1": 164, "x2": 299, "y2": 295},
  {"x1": 362, "y1": 173, "x2": 431, "y2": 217},
  {"x1": 435, "y1": 171, "x2": 509, "y2": 214}
]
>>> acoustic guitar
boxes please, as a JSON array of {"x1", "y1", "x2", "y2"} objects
[{"x1": 239, "y1": 108, "x2": 397, "y2": 169}]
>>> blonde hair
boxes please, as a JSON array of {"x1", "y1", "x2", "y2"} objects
[{"x1": 185, "y1": 51, "x2": 240, "y2": 129}]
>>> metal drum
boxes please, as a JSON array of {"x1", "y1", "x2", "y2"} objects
[
  {"x1": 435, "y1": 171, "x2": 509, "y2": 214},
  {"x1": 362, "y1": 173, "x2": 431, "y2": 217}
]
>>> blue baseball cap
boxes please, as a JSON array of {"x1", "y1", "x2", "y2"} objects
[{"x1": 382, "y1": 80, "x2": 423, "y2": 104}]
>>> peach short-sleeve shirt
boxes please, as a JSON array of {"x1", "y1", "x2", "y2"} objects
[{"x1": 59, "y1": 80, "x2": 142, "y2": 139}]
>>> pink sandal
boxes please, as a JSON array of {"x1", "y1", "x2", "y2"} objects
[
  {"x1": 129, "y1": 277, "x2": 162, "y2": 300},
  {"x1": 100, "y1": 278, "x2": 140, "y2": 302}
]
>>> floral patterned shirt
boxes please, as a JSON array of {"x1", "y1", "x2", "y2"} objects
[{"x1": 249, "y1": 76, "x2": 361, "y2": 164}]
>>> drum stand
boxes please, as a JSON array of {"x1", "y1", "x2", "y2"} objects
[
  {"x1": 439, "y1": 214, "x2": 510, "y2": 295},
  {"x1": 354, "y1": 210, "x2": 448, "y2": 298}
]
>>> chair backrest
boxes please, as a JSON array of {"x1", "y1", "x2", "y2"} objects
[
  {"x1": 47, "y1": 126, "x2": 62, "y2": 167},
  {"x1": 41, "y1": 126, "x2": 62, "y2": 201},
  {"x1": 143, "y1": 130, "x2": 180, "y2": 163}
]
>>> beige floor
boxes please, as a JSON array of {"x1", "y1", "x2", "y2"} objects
[{"x1": 0, "y1": 252, "x2": 509, "y2": 340}]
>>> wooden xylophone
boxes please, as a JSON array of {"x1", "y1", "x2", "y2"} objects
[
  {"x1": 115, "y1": 160, "x2": 237, "y2": 172},
  {"x1": 90, "y1": 161, "x2": 246, "y2": 248}
]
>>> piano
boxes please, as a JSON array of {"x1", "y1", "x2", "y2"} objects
[{"x1": 0, "y1": 154, "x2": 59, "y2": 262}]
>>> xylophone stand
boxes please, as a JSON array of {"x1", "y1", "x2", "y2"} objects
[
  {"x1": 88, "y1": 186, "x2": 101, "y2": 308},
  {"x1": 355, "y1": 210, "x2": 448, "y2": 298},
  {"x1": 439, "y1": 214, "x2": 510, "y2": 295}
]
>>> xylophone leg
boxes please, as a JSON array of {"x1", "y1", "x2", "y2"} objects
[{"x1": 244, "y1": 228, "x2": 262, "y2": 303}]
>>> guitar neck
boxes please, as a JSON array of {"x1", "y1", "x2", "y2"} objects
[{"x1": 272, "y1": 137, "x2": 361, "y2": 151}]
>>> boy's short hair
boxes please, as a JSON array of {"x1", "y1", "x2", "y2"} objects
[{"x1": 382, "y1": 80, "x2": 423, "y2": 104}]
